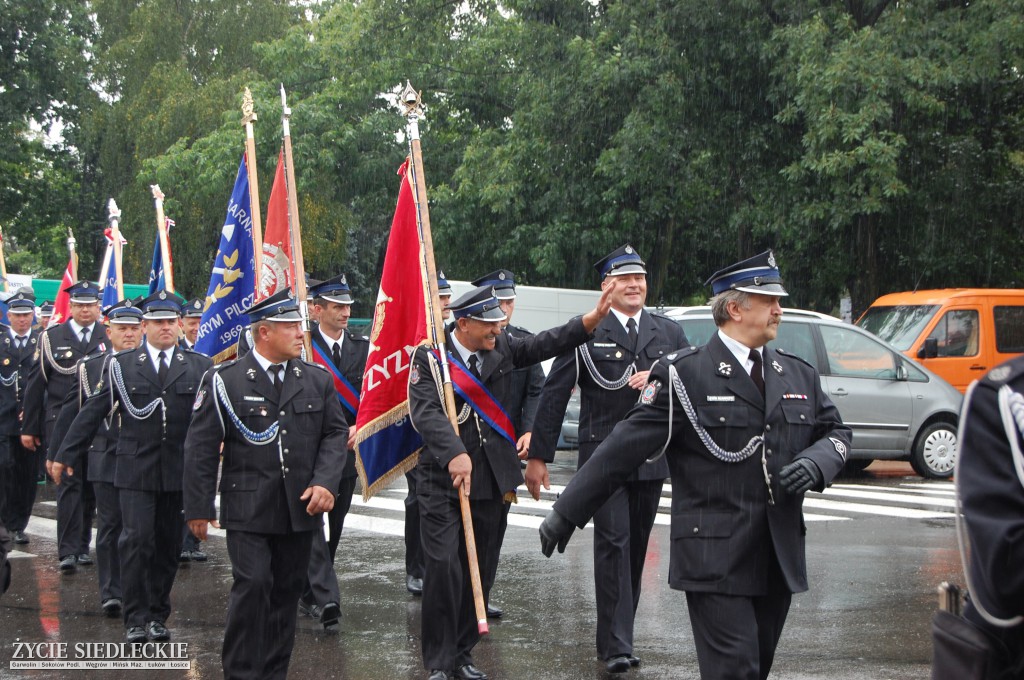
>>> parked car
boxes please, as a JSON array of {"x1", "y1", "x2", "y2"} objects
[
  {"x1": 556, "y1": 389, "x2": 580, "y2": 450},
  {"x1": 661, "y1": 306, "x2": 964, "y2": 479}
]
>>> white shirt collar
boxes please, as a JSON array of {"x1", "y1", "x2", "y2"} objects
[
  {"x1": 449, "y1": 332, "x2": 478, "y2": 368},
  {"x1": 146, "y1": 341, "x2": 174, "y2": 373},
  {"x1": 249, "y1": 349, "x2": 280, "y2": 374},
  {"x1": 69, "y1": 319, "x2": 94, "y2": 337},
  {"x1": 317, "y1": 325, "x2": 343, "y2": 351},
  {"x1": 717, "y1": 329, "x2": 764, "y2": 375},
  {"x1": 9, "y1": 328, "x2": 29, "y2": 342},
  {"x1": 610, "y1": 307, "x2": 642, "y2": 333}
]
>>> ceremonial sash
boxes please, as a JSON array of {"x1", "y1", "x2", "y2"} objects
[
  {"x1": 436, "y1": 350, "x2": 517, "y2": 446},
  {"x1": 311, "y1": 342, "x2": 360, "y2": 417}
]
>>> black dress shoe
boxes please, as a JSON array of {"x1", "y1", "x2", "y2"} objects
[
  {"x1": 179, "y1": 550, "x2": 192, "y2": 562},
  {"x1": 102, "y1": 598, "x2": 122, "y2": 617},
  {"x1": 189, "y1": 549, "x2": 207, "y2": 562},
  {"x1": 126, "y1": 626, "x2": 147, "y2": 643},
  {"x1": 406, "y1": 574, "x2": 423, "y2": 596},
  {"x1": 13, "y1": 531, "x2": 28, "y2": 544},
  {"x1": 59, "y1": 555, "x2": 77, "y2": 573},
  {"x1": 605, "y1": 655, "x2": 631, "y2": 673},
  {"x1": 628, "y1": 655, "x2": 640, "y2": 667},
  {"x1": 454, "y1": 663, "x2": 488, "y2": 680},
  {"x1": 77, "y1": 553, "x2": 93, "y2": 566},
  {"x1": 320, "y1": 602, "x2": 341, "y2": 631},
  {"x1": 485, "y1": 604, "x2": 503, "y2": 619},
  {"x1": 146, "y1": 621, "x2": 170, "y2": 641},
  {"x1": 427, "y1": 671, "x2": 451, "y2": 680}
]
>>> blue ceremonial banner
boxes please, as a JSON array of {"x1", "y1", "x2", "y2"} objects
[
  {"x1": 99, "y1": 235, "x2": 119, "y2": 308},
  {"x1": 147, "y1": 219, "x2": 174, "y2": 294},
  {"x1": 195, "y1": 155, "x2": 257, "y2": 362}
]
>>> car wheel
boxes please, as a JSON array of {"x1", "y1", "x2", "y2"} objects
[
  {"x1": 841, "y1": 459, "x2": 873, "y2": 476},
  {"x1": 910, "y1": 422, "x2": 957, "y2": 479}
]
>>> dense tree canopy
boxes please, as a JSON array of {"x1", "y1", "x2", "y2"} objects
[{"x1": 2, "y1": 0, "x2": 1021, "y2": 317}]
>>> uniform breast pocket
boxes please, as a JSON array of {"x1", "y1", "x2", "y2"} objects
[
  {"x1": 291, "y1": 396, "x2": 324, "y2": 433},
  {"x1": 642, "y1": 344, "x2": 673, "y2": 366},
  {"x1": 670, "y1": 511, "x2": 733, "y2": 583},
  {"x1": 697, "y1": 404, "x2": 752, "y2": 451},
  {"x1": 117, "y1": 440, "x2": 139, "y2": 457},
  {"x1": 176, "y1": 382, "x2": 198, "y2": 395},
  {"x1": 219, "y1": 471, "x2": 259, "y2": 523},
  {"x1": 128, "y1": 383, "x2": 152, "y2": 399},
  {"x1": 780, "y1": 401, "x2": 814, "y2": 447},
  {"x1": 230, "y1": 399, "x2": 274, "y2": 428}
]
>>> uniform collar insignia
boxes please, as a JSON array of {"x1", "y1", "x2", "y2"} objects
[
  {"x1": 246, "y1": 367, "x2": 256, "y2": 380},
  {"x1": 717, "y1": 362, "x2": 732, "y2": 377},
  {"x1": 771, "y1": 360, "x2": 783, "y2": 375},
  {"x1": 138, "y1": 353, "x2": 147, "y2": 362},
  {"x1": 292, "y1": 364, "x2": 302, "y2": 378}
]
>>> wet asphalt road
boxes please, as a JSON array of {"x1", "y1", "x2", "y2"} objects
[{"x1": 1, "y1": 458, "x2": 959, "y2": 679}]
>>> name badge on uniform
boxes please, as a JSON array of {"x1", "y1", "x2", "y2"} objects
[
  {"x1": 706, "y1": 395, "x2": 735, "y2": 402},
  {"x1": 593, "y1": 342, "x2": 617, "y2": 348},
  {"x1": 244, "y1": 396, "x2": 265, "y2": 402}
]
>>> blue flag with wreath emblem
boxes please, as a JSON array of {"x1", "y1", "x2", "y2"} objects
[{"x1": 195, "y1": 154, "x2": 256, "y2": 362}]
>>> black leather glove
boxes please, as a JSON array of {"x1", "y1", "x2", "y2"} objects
[
  {"x1": 539, "y1": 510, "x2": 575, "y2": 557},
  {"x1": 779, "y1": 458, "x2": 823, "y2": 495}
]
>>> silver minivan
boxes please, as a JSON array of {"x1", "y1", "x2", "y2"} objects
[{"x1": 660, "y1": 307, "x2": 963, "y2": 479}]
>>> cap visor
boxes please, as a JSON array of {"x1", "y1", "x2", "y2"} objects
[
  {"x1": 734, "y1": 284, "x2": 788, "y2": 297},
  {"x1": 606, "y1": 265, "x2": 647, "y2": 276}
]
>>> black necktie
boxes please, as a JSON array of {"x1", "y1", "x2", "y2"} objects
[
  {"x1": 158, "y1": 351, "x2": 169, "y2": 384},
  {"x1": 80, "y1": 327, "x2": 90, "y2": 347},
  {"x1": 16, "y1": 337, "x2": 25, "y2": 350},
  {"x1": 626, "y1": 317, "x2": 638, "y2": 351},
  {"x1": 332, "y1": 341, "x2": 342, "y2": 368},
  {"x1": 269, "y1": 364, "x2": 283, "y2": 394},
  {"x1": 468, "y1": 354, "x2": 481, "y2": 379},
  {"x1": 749, "y1": 349, "x2": 765, "y2": 398}
]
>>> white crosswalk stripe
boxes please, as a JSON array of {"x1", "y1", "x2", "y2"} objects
[{"x1": 18, "y1": 480, "x2": 955, "y2": 545}]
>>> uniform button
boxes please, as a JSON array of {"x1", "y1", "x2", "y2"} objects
[
  {"x1": 766, "y1": 449, "x2": 773, "y2": 456},
  {"x1": 482, "y1": 438, "x2": 488, "y2": 444},
  {"x1": 307, "y1": 404, "x2": 312, "y2": 409},
  {"x1": 283, "y1": 449, "x2": 289, "y2": 454},
  {"x1": 282, "y1": 429, "x2": 288, "y2": 435},
  {"x1": 719, "y1": 417, "x2": 726, "y2": 423},
  {"x1": 800, "y1": 414, "x2": 806, "y2": 420},
  {"x1": 279, "y1": 411, "x2": 285, "y2": 417},
  {"x1": 284, "y1": 467, "x2": 289, "y2": 473},
  {"x1": 765, "y1": 424, "x2": 772, "y2": 432},
  {"x1": 692, "y1": 527, "x2": 699, "y2": 534}
]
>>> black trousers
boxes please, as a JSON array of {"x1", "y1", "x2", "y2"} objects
[
  {"x1": 0, "y1": 436, "x2": 37, "y2": 532},
  {"x1": 404, "y1": 470, "x2": 423, "y2": 579},
  {"x1": 118, "y1": 489, "x2": 183, "y2": 628},
  {"x1": 223, "y1": 529, "x2": 313, "y2": 680},
  {"x1": 56, "y1": 469, "x2": 95, "y2": 560},
  {"x1": 591, "y1": 479, "x2": 663, "y2": 660},
  {"x1": 302, "y1": 474, "x2": 355, "y2": 607},
  {"x1": 93, "y1": 481, "x2": 122, "y2": 603},
  {"x1": 684, "y1": 556, "x2": 793, "y2": 680},
  {"x1": 418, "y1": 490, "x2": 504, "y2": 671}
]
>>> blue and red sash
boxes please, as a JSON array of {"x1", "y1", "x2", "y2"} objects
[
  {"x1": 311, "y1": 342, "x2": 361, "y2": 417},
  {"x1": 435, "y1": 350, "x2": 517, "y2": 446}
]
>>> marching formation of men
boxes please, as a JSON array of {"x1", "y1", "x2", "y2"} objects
[{"x1": 0, "y1": 245, "x2": 869, "y2": 680}]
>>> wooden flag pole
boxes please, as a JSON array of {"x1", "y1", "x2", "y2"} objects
[
  {"x1": 108, "y1": 199, "x2": 125, "y2": 300},
  {"x1": 241, "y1": 87, "x2": 265, "y2": 296},
  {"x1": 67, "y1": 228, "x2": 78, "y2": 281},
  {"x1": 0, "y1": 225, "x2": 9, "y2": 293},
  {"x1": 279, "y1": 84, "x2": 313, "y2": 359},
  {"x1": 150, "y1": 185, "x2": 175, "y2": 293},
  {"x1": 401, "y1": 81, "x2": 489, "y2": 636}
]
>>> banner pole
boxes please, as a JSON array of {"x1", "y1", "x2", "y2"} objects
[
  {"x1": 241, "y1": 87, "x2": 265, "y2": 296},
  {"x1": 107, "y1": 199, "x2": 125, "y2": 300},
  {"x1": 401, "y1": 81, "x2": 489, "y2": 636},
  {"x1": 150, "y1": 185, "x2": 175, "y2": 293},
  {"x1": 279, "y1": 84, "x2": 313, "y2": 359}
]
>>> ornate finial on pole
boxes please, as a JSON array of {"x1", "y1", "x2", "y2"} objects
[
  {"x1": 400, "y1": 81, "x2": 423, "y2": 117},
  {"x1": 280, "y1": 83, "x2": 291, "y2": 136},
  {"x1": 66, "y1": 227, "x2": 78, "y2": 280},
  {"x1": 107, "y1": 198, "x2": 125, "y2": 300},
  {"x1": 150, "y1": 184, "x2": 164, "y2": 202},
  {"x1": 107, "y1": 198, "x2": 121, "y2": 222},
  {"x1": 241, "y1": 87, "x2": 257, "y2": 126}
]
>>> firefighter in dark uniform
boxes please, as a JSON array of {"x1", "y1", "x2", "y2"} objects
[
  {"x1": 51, "y1": 298, "x2": 143, "y2": 616},
  {"x1": 184, "y1": 289, "x2": 346, "y2": 680},
  {"x1": 21, "y1": 281, "x2": 108, "y2": 571},
  {"x1": 527, "y1": 244, "x2": 687, "y2": 673},
  {"x1": 405, "y1": 270, "x2": 454, "y2": 598},
  {"x1": 58, "y1": 290, "x2": 212, "y2": 642},
  {"x1": 36, "y1": 301, "x2": 54, "y2": 331},
  {"x1": 956, "y1": 356, "x2": 1024, "y2": 678},
  {"x1": 468, "y1": 269, "x2": 544, "y2": 620},
  {"x1": 539, "y1": 251, "x2": 851, "y2": 680},
  {"x1": 408, "y1": 283, "x2": 616, "y2": 680},
  {"x1": 177, "y1": 297, "x2": 208, "y2": 562},
  {"x1": 297, "y1": 274, "x2": 369, "y2": 630},
  {"x1": 0, "y1": 290, "x2": 42, "y2": 547}
]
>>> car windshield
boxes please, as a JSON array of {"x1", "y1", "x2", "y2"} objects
[{"x1": 856, "y1": 304, "x2": 939, "y2": 351}]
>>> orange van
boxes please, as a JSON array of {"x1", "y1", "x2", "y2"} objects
[{"x1": 856, "y1": 289, "x2": 1024, "y2": 392}]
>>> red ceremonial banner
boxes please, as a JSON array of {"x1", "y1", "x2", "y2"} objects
[{"x1": 259, "y1": 148, "x2": 293, "y2": 300}]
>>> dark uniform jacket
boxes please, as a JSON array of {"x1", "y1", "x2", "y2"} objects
[
  {"x1": 51, "y1": 353, "x2": 117, "y2": 484},
  {"x1": 503, "y1": 324, "x2": 544, "y2": 435},
  {"x1": 183, "y1": 352, "x2": 348, "y2": 534},
  {"x1": 553, "y1": 332, "x2": 850, "y2": 596},
  {"x1": 310, "y1": 322, "x2": 369, "y2": 480},
  {"x1": 58, "y1": 345, "x2": 211, "y2": 491},
  {"x1": 0, "y1": 327, "x2": 40, "y2": 438},
  {"x1": 531, "y1": 310, "x2": 687, "y2": 481},
  {"x1": 21, "y1": 322, "x2": 109, "y2": 452},
  {"x1": 957, "y1": 357, "x2": 1024, "y2": 672},
  {"x1": 409, "y1": 318, "x2": 592, "y2": 501}
]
